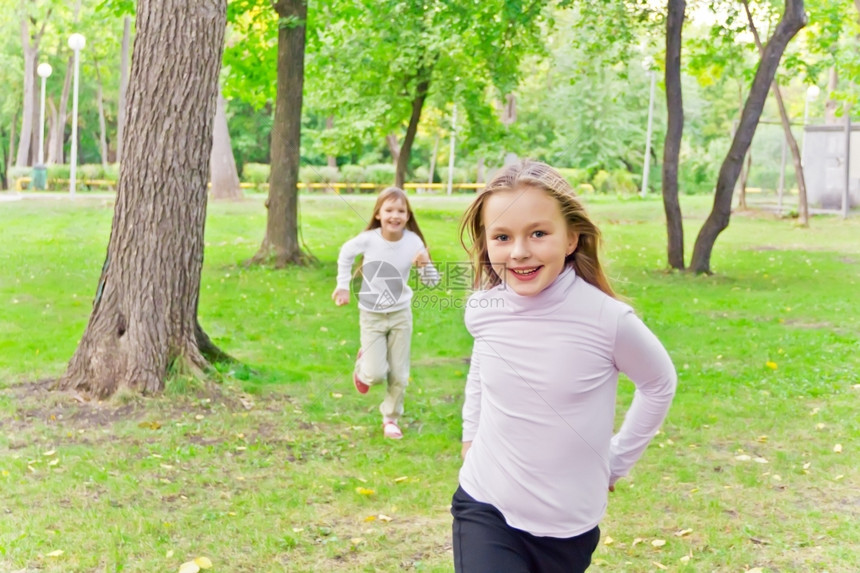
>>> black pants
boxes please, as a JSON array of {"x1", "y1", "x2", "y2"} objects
[{"x1": 451, "y1": 485, "x2": 600, "y2": 573}]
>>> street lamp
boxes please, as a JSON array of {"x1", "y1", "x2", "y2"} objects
[
  {"x1": 640, "y1": 57, "x2": 657, "y2": 198},
  {"x1": 68, "y1": 33, "x2": 86, "y2": 196},
  {"x1": 34, "y1": 62, "x2": 52, "y2": 190},
  {"x1": 801, "y1": 84, "x2": 820, "y2": 168}
]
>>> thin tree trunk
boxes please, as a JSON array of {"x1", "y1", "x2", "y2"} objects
[
  {"x1": 58, "y1": 0, "x2": 227, "y2": 398},
  {"x1": 94, "y1": 59, "x2": 109, "y2": 168},
  {"x1": 743, "y1": 0, "x2": 808, "y2": 225},
  {"x1": 662, "y1": 0, "x2": 686, "y2": 270},
  {"x1": 395, "y1": 67, "x2": 432, "y2": 189},
  {"x1": 117, "y1": 15, "x2": 131, "y2": 165},
  {"x1": 252, "y1": 0, "x2": 308, "y2": 267},
  {"x1": 325, "y1": 115, "x2": 336, "y2": 168},
  {"x1": 476, "y1": 157, "x2": 485, "y2": 183},
  {"x1": 386, "y1": 133, "x2": 400, "y2": 165},
  {"x1": 210, "y1": 91, "x2": 243, "y2": 200},
  {"x1": 48, "y1": 59, "x2": 73, "y2": 165},
  {"x1": 690, "y1": 0, "x2": 806, "y2": 274},
  {"x1": 427, "y1": 134, "x2": 439, "y2": 190},
  {"x1": 8, "y1": 112, "x2": 16, "y2": 178},
  {"x1": 824, "y1": 68, "x2": 839, "y2": 125},
  {"x1": 16, "y1": 18, "x2": 37, "y2": 167}
]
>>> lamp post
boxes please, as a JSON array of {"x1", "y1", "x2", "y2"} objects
[
  {"x1": 68, "y1": 33, "x2": 86, "y2": 196},
  {"x1": 33, "y1": 62, "x2": 52, "y2": 190},
  {"x1": 801, "y1": 84, "x2": 820, "y2": 168},
  {"x1": 640, "y1": 57, "x2": 657, "y2": 198}
]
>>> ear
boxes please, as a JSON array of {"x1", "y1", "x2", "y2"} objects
[{"x1": 566, "y1": 232, "x2": 579, "y2": 256}]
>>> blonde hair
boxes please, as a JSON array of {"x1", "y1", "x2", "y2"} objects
[
  {"x1": 365, "y1": 186, "x2": 428, "y2": 246},
  {"x1": 459, "y1": 159, "x2": 616, "y2": 297}
]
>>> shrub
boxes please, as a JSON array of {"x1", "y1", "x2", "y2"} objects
[
  {"x1": 609, "y1": 169, "x2": 638, "y2": 196},
  {"x1": 591, "y1": 170, "x2": 611, "y2": 194},
  {"x1": 364, "y1": 163, "x2": 397, "y2": 186},
  {"x1": 79, "y1": 164, "x2": 105, "y2": 181},
  {"x1": 557, "y1": 168, "x2": 590, "y2": 189},
  {"x1": 242, "y1": 163, "x2": 270, "y2": 186}
]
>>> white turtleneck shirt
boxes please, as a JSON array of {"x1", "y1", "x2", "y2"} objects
[{"x1": 459, "y1": 268, "x2": 677, "y2": 538}]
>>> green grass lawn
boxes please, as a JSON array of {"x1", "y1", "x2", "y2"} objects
[{"x1": 0, "y1": 192, "x2": 858, "y2": 572}]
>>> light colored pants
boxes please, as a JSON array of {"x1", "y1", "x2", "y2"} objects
[{"x1": 356, "y1": 307, "x2": 413, "y2": 423}]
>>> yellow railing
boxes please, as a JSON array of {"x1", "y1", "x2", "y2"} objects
[{"x1": 15, "y1": 178, "x2": 485, "y2": 193}]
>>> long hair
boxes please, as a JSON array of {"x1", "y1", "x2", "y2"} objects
[
  {"x1": 459, "y1": 159, "x2": 616, "y2": 298},
  {"x1": 365, "y1": 186, "x2": 428, "y2": 246}
]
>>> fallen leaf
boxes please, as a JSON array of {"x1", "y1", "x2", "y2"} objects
[
  {"x1": 765, "y1": 361, "x2": 777, "y2": 370},
  {"x1": 355, "y1": 487, "x2": 375, "y2": 496},
  {"x1": 802, "y1": 462, "x2": 811, "y2": 470},
  {"x1": 178, "y1": 562, "x2": 200, "y2": 573},
  {"x1": 652, "y1": 561, "x2": 667, "y2": 570},
  {"x1": 680, "y1": 555, "x2": 691, "y2": 563},
  {"x1": 735, "y1": 454, "x2": 751, "y2": 461},
  {"x1": 632, "y1": 537, "x2": 644, "y2": 547},
  {"x1": 748, "y1": 568, "x2": 764, "y2": 573},
  {"x1": 603, "y1": 536, "x2": 614, "y2": 545},
  {"x1": 753, "y1": 457, "x2": 768, "y2": 464},
  {"x1": 833, "y1": 444, "x2": 842, "y2": 453},
  {"x1": 43, "y1": 450, "x2": 56, "y2": 457},
  {"x1": 675, "y1": 528, "x2": 693, "y2": 537},
  {"x1": 756, "y1": 435, "x2": 768, "y2": 443},
  {"x1": 193, "y1": 557, "x2": 212, "y2": 569},
  {"x1": 363, "y1": 515, "x2": 376, "y2": 522},
  {"x1": 166, "y1": 550, "x2": 174, "y2": 558},
  {"x1": 394, "y1": 476, "x2": 409, "y2": 483},
  {"x1": 46, "y1": 550, "x2": 64, "y2": 557},
  {"x1": 378, "y1": 514, "x2": 393, "y2": 522},
  {"x1": 651, "y1": 539, "x2": 666, "y2": 547}
]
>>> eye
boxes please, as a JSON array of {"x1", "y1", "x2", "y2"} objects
[
  {"x1": 492, "y1": 234, "x2": 509, "y2": 242},
  {"x1": 532, "y1": 230, "x2": 547, "y2": 238}
]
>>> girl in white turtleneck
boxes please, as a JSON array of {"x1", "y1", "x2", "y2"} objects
[{"x1": 452, "y1": 160, "x2": 677, "y2": 573}]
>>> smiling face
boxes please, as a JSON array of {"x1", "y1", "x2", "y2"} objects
[
  {"x1": 375, "y1": 197, "x2": 409, "y2": 240},
  {"x1": 482, "y1": 185, "x2": 578, "y2": 297}
]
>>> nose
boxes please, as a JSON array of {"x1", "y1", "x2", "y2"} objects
[{"x1": 510, "y1": 238, "x2": 529, "y2": 260}]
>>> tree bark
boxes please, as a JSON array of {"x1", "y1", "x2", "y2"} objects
[
  {"x1": 689, "y1": 0, "x2": 806, "y2": 274},
  {"x1": 252, "y1": 0, "x2": 308, "y2": 267},
  {"x1": 117, "y1": 15, "x2": 132, "y2": 165},
  {"x1": 395, "y1": 68, "x2": 432, "y2": 189},
  {"x1": 386, "y1": 133, "x2": 400, "y2": 165},
  {"x1": 743, "y1": 0, "x2": 808, "y2": 225},
  {"x1": 59, "y1": 0, "x2": 227, "y2": 398},
  {"x1": 209, "y1": 91, "x2": 243, "y2": 200},
  {"x1": 662, "y1": 0, "x2": 686, "y2": 270}
]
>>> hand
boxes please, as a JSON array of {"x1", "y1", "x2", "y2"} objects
[
  {"x1": 461, "y1": 441, "x2": 472, "y2": 459},
  {"x1": 413, "y1": 248, "x2": 431, "y2": 268},
  {"x1": 332, "y1": 288, "x2": 350, "y2": 306},
  {"x1": 608, "y1": 484, "x2": 615, "y2": 493}
]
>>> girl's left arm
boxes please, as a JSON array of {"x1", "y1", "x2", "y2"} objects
[{"x1": 609, "y1": 311, "x2": 677, "y2": 486}]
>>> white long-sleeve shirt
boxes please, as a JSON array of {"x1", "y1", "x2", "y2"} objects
[
  {"x1": 459, "y1": 268, "x2": 676, "y2": 537},
  {"x1": 336, "y1": 229, "x2": 440, "y2": 313}
]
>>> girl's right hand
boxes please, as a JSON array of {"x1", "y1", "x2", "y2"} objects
[
  {"x1": 332, "y1": 288, "x2": 350, "y2": 306},
  {"x1": 461, "y1": 441, "x2": 472, "y2": 459}
]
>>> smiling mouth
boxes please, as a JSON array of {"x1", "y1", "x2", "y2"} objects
[{"x1": 510, "y1": 267, "x2": 540, "y2": 276}]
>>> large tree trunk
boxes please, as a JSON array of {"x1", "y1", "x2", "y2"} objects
[
  {"x1": 209, "y1": 92, "x2": 243, "y2": 200},
  {"x1": 58, "y1": 0, "x2": 227, "y2": 398},
  {"x1": 662, "y1": 0, "x2": 686, "y2": 270},
  {"x1": 252, "y1": 0, "x2": 307, "y2": 266},
  {"x1": 117, "y1": 15, "x2": 131, "y2": 165},
  {"x1": 743, "y1": 1, "x2": 808, "y2": 225},
  {"x1": 689, "y1": 0, "x2": 806, "y2": 274},
  {"x1": 394, "y1": 68, "x2": 432, "y2": 189}
]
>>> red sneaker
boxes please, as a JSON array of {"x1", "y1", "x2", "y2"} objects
[
  {"x1": 383, "y1": 421, "x2": 403, "y2": 440},
  {"x1": 354, "y1": 349, "x2": 369, "y2": 394}
]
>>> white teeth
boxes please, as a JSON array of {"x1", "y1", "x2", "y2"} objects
[{"x1": 511, "y1": 268, "x2": 537, "y2": 276}]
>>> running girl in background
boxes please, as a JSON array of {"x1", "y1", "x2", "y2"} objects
[
  {"x1": 332, "y1": 186, "x2": 440, "y2": 440},
  {"x1": 451, "y1": 160, "x2": 677, "y2": 572}
]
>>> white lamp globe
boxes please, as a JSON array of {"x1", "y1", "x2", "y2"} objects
[
  {"x1": 806, "y1": 85, "x2": 820, "y2": 101},
  {"x1": 68, "y1": 33, "x2": 86, "y2": 51},
  {"x1": 37, "y1": 63, "x2": 52, "y2": 78}
]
